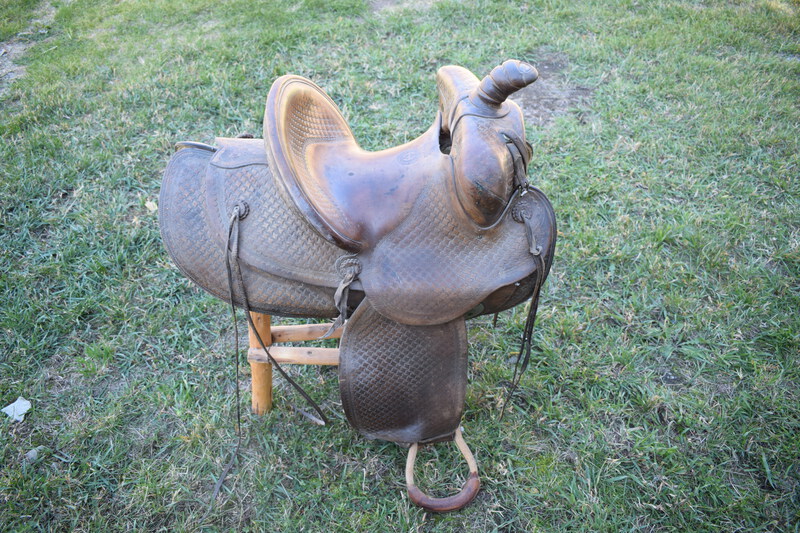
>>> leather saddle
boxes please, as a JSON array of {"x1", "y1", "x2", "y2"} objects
[{"x1": 159, "y1": 60, "x2": 556, "y2": 512}]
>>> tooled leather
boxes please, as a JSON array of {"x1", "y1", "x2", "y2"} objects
[
  {"x1": 339, "y1": 299, "x2": 467, "y2": 444},
  {"x1": 265, "y1": 78, "x2": 360, "y2": 248},
  {"x1": 159, "y1": 147, "x2": 338, "y2": 317},
  {"x1": 161, "y1": 136, "x2": 554, "y2": 327},
  {"x1": 285, "y1": 93, "x2": 355, "y2": 231},
  {"x1": 360, "y1": 182, "x2": 541, "y2": 326},
  {"x1": 203, "y1": 139, "x2": 345, "y2": 288}
]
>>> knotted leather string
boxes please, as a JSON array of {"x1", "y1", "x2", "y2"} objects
[
  {"x1": 503, "y1": 251, "x2": 545, "y2": 414},
  {"x1": 227, "y1": 204, "x2": 329, "y2": 426},
  {"x1": 204, "y1": 208, "x2": 247, "y2": 513},
  {"x1": 321, "y1": 254, "x2": 361, "y2": 339}
]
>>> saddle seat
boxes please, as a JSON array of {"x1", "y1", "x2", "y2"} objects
[{"x1": 265, "y1": 75, "x2": 449, "y2": 253}]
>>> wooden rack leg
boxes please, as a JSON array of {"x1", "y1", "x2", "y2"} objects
[{"x1": 248, "y1": 312, "x2": 273, "y2": 415}]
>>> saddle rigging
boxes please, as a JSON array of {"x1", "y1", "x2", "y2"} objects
[{"x1": 159, "y1": 59, "x2": 556, "y2": 512}]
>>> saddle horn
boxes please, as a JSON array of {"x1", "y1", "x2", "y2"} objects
[
  {"x1": 437, "y1": 60, "x2": 538, "y2": 131},
  {"x1": 436, "y1": 60, "x2": 539, "y2": 227},
  {"x1": 472, "y1": 59, "x2": 538, "y2": 108}
]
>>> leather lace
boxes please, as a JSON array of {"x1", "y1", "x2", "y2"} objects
[
  {"x1": 500, "y1": 246, "x2": 545, "y2": 419},
  {"x1": 208, "y1": 204, "x2": 329, "y2": 509},
  {"x1": 321, "y1": 254, "x2": 360, "y2": 339},
  {"x1": 500, "y1": 135, "x2": 546, "y2": 417},
  {"x1": 227, "y1": 204, "x2": 329, "y2": 425}
]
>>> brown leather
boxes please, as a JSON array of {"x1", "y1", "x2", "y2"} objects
[
  {"x1": 265, "y1": 74, "x2": 449, "y2": 253},
  {"x1": 339, "y1": 299, "x2": 467, "y2": 444},
  {"x1": 359, "y1": 183, "x2": 554, "y2": 326},
  {"x1": 159, "y1": 142, "x2": 343, "y2": 318},
  {"x1": 260, "y1": 61, "x2": 553, "y2": 326},
  {"x1": 264, "y1": 60, "x2": 538, "y2": 251},
  {"x1": 438, "y1": 61, "x2": 537, "y2": 227},
  {"x1": 159, "y1": 60, "x2": 557, "y2": 512},
  {"x1": 158, "y1": 137, "x2": 553, "y2": 322}
]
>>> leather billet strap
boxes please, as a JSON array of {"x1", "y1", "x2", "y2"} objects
[
  {"x1": 321, "y1": 254, "x2": 361, "y2": 338},
  {"x1": 502, "y1": 185, "x2": 557, "y2": 416},
  {"x1": 405, "y1": 427, "x2": 480, "y2": 512}
]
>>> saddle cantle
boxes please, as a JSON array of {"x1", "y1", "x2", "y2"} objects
[
  {"x1": 159, "y1": 59, "x2": 556, "y2": 512},
  {"x1": 265, "y1": 74, "x2": 439, "y2": 252}
]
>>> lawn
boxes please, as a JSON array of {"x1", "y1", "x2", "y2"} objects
[{"x1": 1, "y1": 0, "x2": 798, "y2": 531}]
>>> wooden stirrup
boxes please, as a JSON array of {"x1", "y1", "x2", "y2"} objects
[{"x1": 405, "y1": 427, "x2": 480, "y2": 512}]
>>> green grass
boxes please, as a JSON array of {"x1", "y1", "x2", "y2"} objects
[
  {"x1": 2, "y1": 0, "x2": 799, "y2": 530},
  {"x1": 0, "y1": 0, "x2": 42, "y2": 41}
]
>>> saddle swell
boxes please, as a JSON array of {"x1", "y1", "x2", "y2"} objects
[
  {"x1": 159, "y1": 59, "x2": 556, "y2": 512},
  {"x1": 438, "y1": 61, "x2": 537, "y2": 227}
]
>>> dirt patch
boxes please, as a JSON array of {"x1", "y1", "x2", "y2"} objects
[
  {"x1": 0, "y1": 40, "x2": 32, "y2": 93},
  {"x1": 0, "y1": 2, "x2": 56, "y2": 97},
  {"x1": 370, "y1": 0, "x2": 435, "y2": 13},
  {"x1": 510, "y1": 53, "x2": 593, "y2": 128}
]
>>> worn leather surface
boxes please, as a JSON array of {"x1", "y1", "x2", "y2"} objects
[
  {"x1": 262, "y1": 67, "x2": 553, "y2": 325},
  {"x1": 265, "y1": 74, "x2": 451, "y2": 253},
  {"x1": 159, "y1": 60, "x2": 556, "y2": 448},
  {"x1": 159, "y1": 144, "x2": 341, "y2": 318},
  {"x1": 159, "y1": 139, "x2": 554, "y2": 322},
  {"x1": 205, "y1": 138, "x2": 346, "y2": 288},
  {"x1": 339, "y1": 299, "x2": 467, "y2": 444},
  {"x1": 360, "y1": 182, "x2": 552, "y2": 326}
]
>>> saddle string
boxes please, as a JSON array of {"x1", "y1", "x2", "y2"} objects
[
  {"x1": 502, "y1": 132, "x2": 533, "y2": 192},
  {"x1": 320, "y1": 254, "x2": 361, "y2": 339},
  {"x1": 226, "y1": 205, "x2": 331, "y2": 426},
  {"x1": 320, "y1": 285, "x2": 348, "y2": 339},
  {"x1": 205, "y1": 209, "x2": 247, "y2": 509},
  {"x1": 501, "y1": 252, "x2": 545, "y2": 419},
  {"x1": 500, "y1": 131, "x2": 545, "y2": 416},
  {"x1": 209, "y1": 206, "x2": 332, "y2": 504}
]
